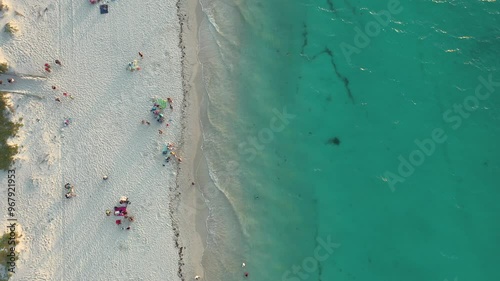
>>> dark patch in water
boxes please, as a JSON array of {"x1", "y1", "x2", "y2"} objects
[
  {"x1": 327, "y1": 137, "x2": 341, "y2": 145},
  {"x1": 301, "y1": 23, "x2": 308, "y2": 55},
  {"x1": 310, "y1": 48, "x2": 355, "y2": 103},
  {"x1": 326, "y1": 0, "x2": 337, "y2": 14},
  {"x1": 324, "y1": 47, "x2": 355, "y2": 103},
  {"x1": 318, "y1": 262, "x2": 323, "y2": 281},
  {"x1": 343, "y1": 0, "x2": 357, "y2": 14}
]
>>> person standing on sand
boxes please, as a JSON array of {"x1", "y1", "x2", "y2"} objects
[
  {"x1": 139, "y1": 52, "x2": 143, "y2": 58},
  {"x1": 55, "y1": 59, "x2": 61, "y2": 66},
  {"x1": 167, "y1": 98, "x2": 173, "y2": 110}
]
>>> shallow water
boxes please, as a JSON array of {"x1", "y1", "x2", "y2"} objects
[{"x1": 196, "y1": 0, "x2": 500, "y2": 280}]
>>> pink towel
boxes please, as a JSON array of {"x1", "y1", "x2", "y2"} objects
[{"x1": 114, "y1": 206, "x2": 127, "y2": 212}]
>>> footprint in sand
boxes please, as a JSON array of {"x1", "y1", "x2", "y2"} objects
[
  {"x1": 145, "y1": 62, "x2": 161, "y2": 77},
  {"x1": 115, "y1": 239, "x2": 130, "y2": 251}
]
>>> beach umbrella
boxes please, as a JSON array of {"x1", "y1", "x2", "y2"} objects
[{"x1": 156, "y1": 99, "x2": 167, "y2": 109}]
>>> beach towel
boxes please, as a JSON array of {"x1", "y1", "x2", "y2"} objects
[
  {"x1": 114, "y1": 206, "x2": 127, "y2": 212},
  {"x1": 156, "y1": 99, "x2": 167, "y2": 109},
  {"x1": 100, "y1": 4, "x2": 109, "y2": 14}
]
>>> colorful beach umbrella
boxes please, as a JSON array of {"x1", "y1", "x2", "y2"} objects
[{"x1": 156, "y1": 99, "x2": 167, "y2": 109}]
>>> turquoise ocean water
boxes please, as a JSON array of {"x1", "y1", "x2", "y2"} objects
[{"x1": 196, "y1": 0, "x2": 500, "y2": 280}]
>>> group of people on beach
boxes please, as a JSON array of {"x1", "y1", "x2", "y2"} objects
[
  {"x1": 0, "y1": 78, "x2": 15, "y2": 85},
  {"x1": 46, "y1": 60, "x2": 75, "y2": 106},
  {"x1": 44, "y1": 60, "x2": 61, "y2": 73},
  {"x1": 44, "y1": 52, "x2": 183, "y2": 242},
  {"x1": 146, "y1": 97, "x2": 183, "y2": 164},
  {"x1": 107, "y1": 196, "x2": 135, "y2": 230},
  {"x1": 162, "y1": 142, "x2": 182, "y2": 164},
  {"x1": 64, "y1": 183, "x2": 76, "y2": 198}
]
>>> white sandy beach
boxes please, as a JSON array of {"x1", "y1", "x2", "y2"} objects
[{"x1": 0, "y1": 0, "x2": 205, "y2": 280}]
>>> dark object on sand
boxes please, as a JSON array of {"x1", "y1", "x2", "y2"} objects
[
  {"x1": 100, "y1": 4, "x2": 108, "y2": 14},
  {"x1": 55, "y1": 60, "x2": 61, "y2": 66}
]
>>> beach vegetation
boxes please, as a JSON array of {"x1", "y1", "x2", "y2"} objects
[
  {"x1": 0, "y1": 229, "x2": 21, "y2": 281},
  {"x1": 4, "y1": 22, "x2": 18, "y2": 35},
  {"x1": 0, "y1": 1, "x2": 8, "y2": 13},
  {"x1": 0, "y1": 62, "x2": 8, "y2": 74},
  {"x1": 0, "y1": 93, "x2": 21, "y2": 170}
]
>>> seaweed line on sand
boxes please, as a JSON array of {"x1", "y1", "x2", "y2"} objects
[{"x1": 169, "y1": 1, "x2": 192, "y2": 281}]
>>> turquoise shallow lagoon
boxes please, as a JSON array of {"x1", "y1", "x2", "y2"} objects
[{"x1": 196, "y1": 0, "x2": 500, "y2": 280}]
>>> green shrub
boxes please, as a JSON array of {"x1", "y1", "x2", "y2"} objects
[
  {"x1": 4, "y1": 22, "x2": 18, "y2": 35},
  {"x1": 0, "y1": 93, "x2": 21, "y2": 170},
  {"x1": 0, "y1": 1, "x2": 9, "y2": 12},
  {"x1": 0, "y1": 63, "x2": 8, "y2": 74},
  {"x1": 0, "y1": 230, "x2": 21, "y2": 280}
]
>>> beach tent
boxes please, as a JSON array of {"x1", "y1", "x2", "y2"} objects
[
  {"x1": 156, "y1": 99, "x2": 167, "y2": 109},
  {"x1": 100, "y1": 4, "x2": 109, "y2": 14}
]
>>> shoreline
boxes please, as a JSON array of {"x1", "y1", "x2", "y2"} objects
[{"x1": 173, "y1": 0, "x2": 208, "y2": 280}]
